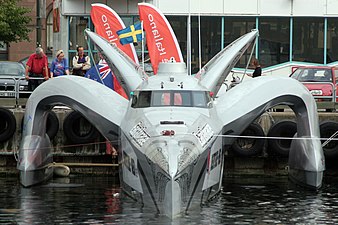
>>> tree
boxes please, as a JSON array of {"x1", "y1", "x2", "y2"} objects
[{"x1": 0, "y1": 0, "x2": 31, "y2": 47}]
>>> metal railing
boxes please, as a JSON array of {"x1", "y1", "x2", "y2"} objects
[{"x1": 0, "y1": 77, "x2": 45, "y2": 107}]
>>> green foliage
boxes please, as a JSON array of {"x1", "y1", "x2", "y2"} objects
[{"x1": 0, "y1": 0, "x2": 31, "y2": 47}]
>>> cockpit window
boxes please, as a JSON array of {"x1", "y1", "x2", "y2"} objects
[
  {"x1": 131, "y1": 90, "x2": 211, "y2": 108},
  {"x1": 131, "y1": 91, "x2": 151, "y2": 108}
]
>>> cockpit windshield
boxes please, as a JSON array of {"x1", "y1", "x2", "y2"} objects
[{"x1": 131, "y1": 90, "x2": 212, "y2": 108}]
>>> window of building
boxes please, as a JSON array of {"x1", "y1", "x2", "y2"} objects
[
  {"x1": 190, "y1": 16, "x2": 221, "y2": 73},
  {"x1": 0, "y1": 41, "x2": 7, "y2": 61},
  {"x1": 167, "y1": 16, "x2": 187, "y2": 63},
  {"x1": 293, "y1": 18, "x2": 324, "y2": 63},
  {"x1": 223, "y1": 17, "x2": 256, "y2": 68},
  {"x1": 69, "y1": 16, "x2": 90, "y2": 50},
  {"x1": 68, "y1": 16, "x2": 93, "y2": 68},
  {"x1": 327, "y1": 18, "x2": 338, "y2": 63},
  {"x1": 258, "y1": 17, "x2": 290, "y2": 67}
]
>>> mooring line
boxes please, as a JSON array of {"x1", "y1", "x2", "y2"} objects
[
  {"x1": 10, "y1": 132, "x2": 337, "y2": 159},
  {"x1": 213, "y1": 134, "x2": 338, "y2": 141}
]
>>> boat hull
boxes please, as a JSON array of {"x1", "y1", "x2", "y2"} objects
[{"x1": 119, "y1": 133, "x2": 224, "y2": 218}]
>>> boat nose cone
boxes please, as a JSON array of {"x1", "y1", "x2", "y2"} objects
[{"x1": 17, "y1": 135, "x2": 52, "y2": 171}]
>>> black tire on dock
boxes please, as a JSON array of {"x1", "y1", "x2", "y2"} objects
[
  {"x1": 231, "y1": 122, "x2": 265, "y2": 157},
  {"x1": 320, "y1": 121, "x2": 338, "y2": 158},
  {"x1": 267, "y1": 120, "x2": 297, "y2": 157},
  {"x1": 46, "y1": 111, "x2": 59, "y2": 140},
  {"x1": 63, "y1": 111, "x2": 99, "y2": 144},
  {"x1": 0, "y1": 108, "x2": 16, "y2": 143}
]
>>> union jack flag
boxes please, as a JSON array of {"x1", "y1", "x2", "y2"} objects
[
  {"x1": 85, "y1": 59, "x2": 114, "y2": 89},
  {"x1": 98, "y1": 60, "x2": 111, "y2": 80}
]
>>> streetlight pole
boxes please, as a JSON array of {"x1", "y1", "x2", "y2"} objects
[{"x1": 36, "y1": 0, "x2": 41, "y2": 47}]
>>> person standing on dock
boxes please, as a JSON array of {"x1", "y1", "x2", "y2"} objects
[
  {"x1": 25, "y1": 47, "x2": 49, "y2": 91},
  {"x1": 248, "y1": 57, "x2": 262, "y2": 78},
  {"x1": 50, "y1": 50, "x2": 70, "y2": 78},
  {"x1": 72, "y1": 46, "x2": 91, "y2": 76}
]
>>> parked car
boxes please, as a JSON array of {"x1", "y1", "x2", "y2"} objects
[
  {"x1": 290, "y1": 66, "x2": 338, "y2": 103},
  {"x1": 0, "y1": 61, "x2": 29, "y2": 99}
]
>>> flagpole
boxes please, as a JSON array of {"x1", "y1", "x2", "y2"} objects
[
  {"x1": 85, "y1": 29, "x2": 104, "y2": 85},
  {"x1": 141, "y1": 21, "x2": 145, "y2": 71},
  {"x1": 187, "y1": 0, "x2": 191, "y2": 75},
  {"x1": 198, "y1": 0, "x2": 201, "y2": 71}
]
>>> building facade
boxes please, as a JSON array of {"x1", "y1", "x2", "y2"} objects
[{"x1": 7, "y1": 0, "x2": 338, "y2": 75}]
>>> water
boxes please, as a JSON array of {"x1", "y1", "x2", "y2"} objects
[{"x1": 1, "y1": 175, "x2": 338, "y2": 224}]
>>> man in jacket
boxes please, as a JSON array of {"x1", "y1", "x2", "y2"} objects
[{"x1": 72, "y1": 46, "x2": 91, "y2": 76}]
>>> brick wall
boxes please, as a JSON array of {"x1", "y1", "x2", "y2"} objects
[{"x1": 8, "y1": 0, "x2": 53, "y2": 62}]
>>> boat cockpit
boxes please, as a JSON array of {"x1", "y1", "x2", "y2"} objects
[{"x1": 131, "y1": 90, "x2": 212, "y2": 108}]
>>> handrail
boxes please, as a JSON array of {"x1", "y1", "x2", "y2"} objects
[
  {"x1": 16, "y1": 77, "x2": 46, "y2": 106},
  {"x1": 0, "y1": 77, "x2": 45, "y2": 107}
]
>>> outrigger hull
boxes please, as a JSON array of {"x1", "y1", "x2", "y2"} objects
[{"x1": 17, "y1": 135, "x2": 53, "y2": 187}]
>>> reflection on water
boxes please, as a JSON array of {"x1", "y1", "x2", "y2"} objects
[{"x1": 0, "y1": 175, "x2": 338, "y2": 224}]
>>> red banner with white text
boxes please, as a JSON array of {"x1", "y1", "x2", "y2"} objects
[
  {"x1": 138, "y1": 3, "x2": 183, "y2": 74},
  {"x1": 90, "y1": 3, "x2": 139, "y2": 64},
  {"x1": 91, "y1": 3, "x2": 139, "y2": 98}
]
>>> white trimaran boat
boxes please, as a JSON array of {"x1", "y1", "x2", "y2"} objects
[{"x1": 17, "y1": 28, "x2": 324, "y2": 218}]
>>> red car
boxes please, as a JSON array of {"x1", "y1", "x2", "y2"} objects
[{"x1": 290, "y1": 66, "x2": 338, "y2": 103}]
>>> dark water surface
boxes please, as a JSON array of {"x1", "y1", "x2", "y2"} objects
[{"x1": 1, "y1": 175, "x2": 338, "y2": 224}]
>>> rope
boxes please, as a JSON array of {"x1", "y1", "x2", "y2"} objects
[
  {"x1": 213, "y1": 134, "x2": 338, "y2": 141},
  {"x1": 9, "y1": 132, "x2": 337, "y2": 156},
  {"x1": 321, "y1": 131, "x2": 338, "y2": 148}
]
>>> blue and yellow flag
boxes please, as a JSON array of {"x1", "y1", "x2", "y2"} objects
[{"x1": 116, "y1": 23, "x2": 142, "y2": 45}]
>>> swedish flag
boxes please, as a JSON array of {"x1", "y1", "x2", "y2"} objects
[{"x1": 116, "y1": 23, "x2": 142, "y2": 45}]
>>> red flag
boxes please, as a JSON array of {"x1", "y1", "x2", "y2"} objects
[
  {"x1": 53, "y1": 0, "x2": 60, "y2": 33},
  {"x1": 113, "y1": 75, "x2": 128, "y2": 99},
  {"x1": 138, "y1": 3, "x2": 184, "y2": 74},
  {"x1": 90, "y1": 3, "x2": 139, "y2": 64}
]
